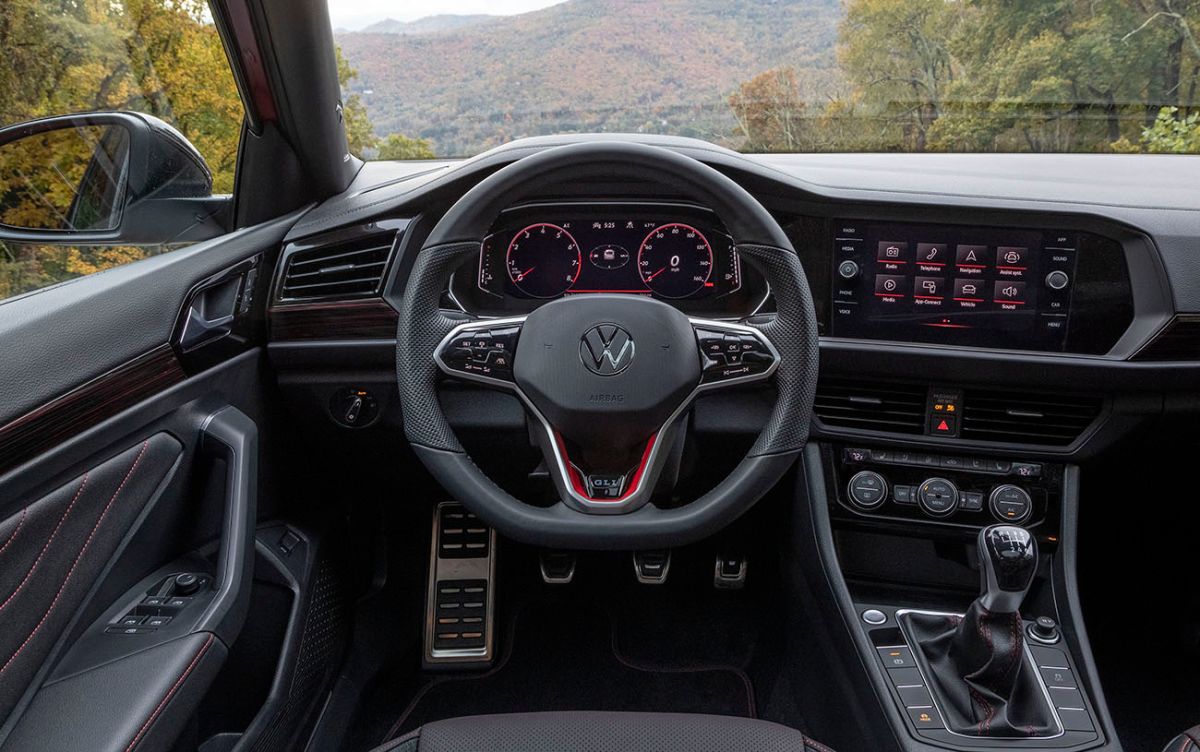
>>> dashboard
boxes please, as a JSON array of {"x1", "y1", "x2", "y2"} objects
[
  {"x1": 449, "y1": 202, "x2": 768, "y2": 318},
  {"x1": 267, "y1": 137, "x2": 1200, "y2": 467},
  {"x1": 446, "y1": 202, "x2": 1136, "y2": 356}
]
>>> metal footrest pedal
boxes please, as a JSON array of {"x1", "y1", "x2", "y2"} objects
[{"x1": 423, "y1": 501, "x2": 497, "y2": 669}]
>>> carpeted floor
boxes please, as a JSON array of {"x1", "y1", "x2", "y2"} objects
[{"x1": 379, "y1": 599, "x2": 756, "y2": 742}]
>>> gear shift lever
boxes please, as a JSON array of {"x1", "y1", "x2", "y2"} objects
[
  {"x1": 978, "y1": 524, "x2": 1037, "y2": 612},
  {"x1": 900, "y1": 524, "x2": 1057, "y2": 737}
]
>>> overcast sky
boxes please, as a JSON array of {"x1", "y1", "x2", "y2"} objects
[{"x1": 329, "y1": 0, "x2": 565, "y2": 30}]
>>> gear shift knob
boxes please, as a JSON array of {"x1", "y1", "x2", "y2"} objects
[{"x1": 978, "y1": 524, "x2": 1037, "y2": 612}]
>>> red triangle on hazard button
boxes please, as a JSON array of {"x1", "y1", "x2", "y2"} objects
[{"x1": 936, "y1": 419, "x2": 950, "y2": 432}]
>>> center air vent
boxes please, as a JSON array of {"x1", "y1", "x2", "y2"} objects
[
  {"x1": 814, "y1": 379, "x2": 927, "y2": 434},
  {"x1": 960, "y1": 389, "x2": 1102, "y2": 446},
  {"x1": 277, "y1": 227, "x2": 401, "y2": 303}
]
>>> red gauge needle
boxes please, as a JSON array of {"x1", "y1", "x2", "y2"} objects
[
  {"x1": 646, "y1": 266, "x2": 668, "y2": 281},
  {"x1": 515, "y1": 267, "x2": 535, "y2": 281}
]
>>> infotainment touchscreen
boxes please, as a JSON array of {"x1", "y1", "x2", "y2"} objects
[{"x1": 828, "y1": 220, "x2": 1078, "y2": 351}]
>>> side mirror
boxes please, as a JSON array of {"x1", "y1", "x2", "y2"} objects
[{"x1": 0, "y1": 112, "x2": 230, "y2": 244}]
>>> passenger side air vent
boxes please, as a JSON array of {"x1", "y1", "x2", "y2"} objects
[
  {"x1": 1133, "y1": 314, "x2": 1200, "y2": 361},
  {"x1": 814, "y1": 379, "x2": 927, "y2": 434},
  {"x1": 960, "y1": 389, "x2": 1102, "y2": 446},
  {"x1": 277, "y1": 226, "x2": 401, "y2": 303}
]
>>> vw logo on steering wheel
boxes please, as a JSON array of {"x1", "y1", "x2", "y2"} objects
[{"x1": 579, "y1": 324, "x2": 635, "y2": 375}]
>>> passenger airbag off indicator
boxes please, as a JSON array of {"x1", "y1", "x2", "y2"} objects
[{"x1": 925, "y1": 388, "x2": 962, "y2": 437}]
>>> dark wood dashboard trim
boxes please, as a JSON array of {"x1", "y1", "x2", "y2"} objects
[
  {"x1": 0, "y1": 345, "x2": 186, "y2": 475},
  {"x1": 269, "y1": 299, "x2": 399, "y2": 340}
]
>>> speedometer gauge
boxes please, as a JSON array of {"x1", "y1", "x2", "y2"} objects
[
  {"x1": 506, "y1": 223, "x2": 581, "y2": 298},
  {"x1": 637, "y1": 223, "x2": 714, "y2": 298}
]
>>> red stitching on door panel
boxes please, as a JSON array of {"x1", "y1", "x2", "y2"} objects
[
  {"x1": 0, "y1": 441, "x2": 149, "y2": 675},
  {"x1": 124, "y1": 633, "x2": 214, "y2": 752},
  {"x1": 0, "y1": 473, "x2": 90, "y2": 613}
]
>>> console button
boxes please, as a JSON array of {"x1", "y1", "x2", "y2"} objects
[
  {"x1": 906, "y1": 706, "x2": 944, "y2": 729},
  {"x1": 990, "y1": 484, "x2": 1032, "y2": 523},
  {"x1": 877, "y1": 646, "x2": 915, "y2": 668},
  {"x1": 887, "y1": 667, "x2": 925, "y2": 687},
  {"x1": 960, "y1": 491, "x2": 984, "y2": 511},
  {"x1": 1049, "y1": 686, "x2": 1086, "y2": 710},
  {"x1": 1039, "y1": 666, "x2": 1077, "y2": 689},
  {"x1": 917, "y1": 477, "x2": 959, "y2": 517},
  {"x1": 862, "y1": 609, "x2": 887, "y2": 625},
  {"x1": 893, "y1": 485, "x2": 914, "y2": 505},
  {"x1": 847, "y1": 471, "x2": 887, "y2": 510},
  {"x1": 1030, "y1": 645, "x2": 1071, "y2": 669},
  {"x1": 1057, "y1": 707, "x2": 1094, "y2": 732},
  {"x1": 897, "y1": 685, "x2": 934, "y2": 708}
]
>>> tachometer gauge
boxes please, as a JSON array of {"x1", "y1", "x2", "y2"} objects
[
  {"x1": 506, "y1": 223, "x2": 581, "y2": 298},
  {"x1": 589, "y1": 244, "x2": 629, "y2": 270},
  {"x1": 637, "y1": 223, "x2": 714, "y2": 298}
]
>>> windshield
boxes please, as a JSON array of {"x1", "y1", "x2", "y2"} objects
[{"x1": 331, "y1": 0, "x2": 1200, "y2": 159}]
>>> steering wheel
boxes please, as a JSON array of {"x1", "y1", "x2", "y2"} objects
[{"x1": 397, "y1": 142, "x2": 818, "y2": 549}]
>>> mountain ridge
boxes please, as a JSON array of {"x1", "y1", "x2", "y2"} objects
[{"x1": 336, "y1": 0, "x2": 843, "y2": 156}]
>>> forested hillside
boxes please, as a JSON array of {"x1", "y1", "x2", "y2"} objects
[
  {"x1": 337, "y1": 0, "x2": 1200, "y2": 157},
  {"x1": 335, "y1": 0, "x2": 843, "y2": 156}
]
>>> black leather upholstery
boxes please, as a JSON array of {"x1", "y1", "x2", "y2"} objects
[
  {"x1": 1164, "y1": 725, "x2": 1200, "y2": 752},
  {"x1": 369, "y1": 712, "x2": 835, "y2": 752},
  {"x1": 0, "y1": 434, "x2": 182, "y2": 725}
]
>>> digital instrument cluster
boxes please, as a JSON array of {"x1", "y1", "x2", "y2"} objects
[{"x1": 450, "y1": 203, "x2": 766, "y2": 317}]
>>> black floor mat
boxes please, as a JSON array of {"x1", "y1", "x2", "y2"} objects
[{"x1": 381, "y1": 600, "x2": 755, "y2": 741}]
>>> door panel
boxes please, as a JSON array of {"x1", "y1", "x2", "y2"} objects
[
  {"x1": 0, "y1": 210, "x2": 298, "y2": 750},
  {"x1": 0, "y1": 434, "x2": 182, "y2": 723},
  {"x1": 0, "y1": 208, "x2": 302, "y2": 431}
]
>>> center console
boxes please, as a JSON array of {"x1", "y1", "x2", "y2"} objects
[{"x1": 797, "y1": 431, "x2": 1116, "y2": 752}]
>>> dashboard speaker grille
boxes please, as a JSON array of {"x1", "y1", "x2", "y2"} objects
[
  {"x1": 278, "y1": 231, "x2": 398, "y2": 303},
  {"x1": 814, "y1": 379, "x2": 927, "y2": 434},
  {"x1": 960, "y1": 389, "x2": 1102, "y2": 446}
]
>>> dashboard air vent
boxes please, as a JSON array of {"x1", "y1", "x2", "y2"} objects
[
  {"x1": 278, "y1": 231, "x2": 398, "y2": 303},
  {"x1": 814, "y1": 380, "x2": 927, "y2": 434},
  {"x1": 960, "y1": 389, "x2": 1102, "y2": 446},
  {"x1": 1133, "y1": 315, "x2": 1200, "y2": 361}
]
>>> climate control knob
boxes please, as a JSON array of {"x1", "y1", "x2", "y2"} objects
[
  {"x1": 917, "y1": 477, "x2": 959, "y2": 518},
  {"x1": 847, "y1": 470, "x2": 887, "y2": 510},
  {"x1": 990, "y1": 484, "x2": 1032, "y2": 523}
]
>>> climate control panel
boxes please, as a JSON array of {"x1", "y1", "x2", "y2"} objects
[{"x1": 830, "y1": 445, "x2": 1061, "y2": 532}]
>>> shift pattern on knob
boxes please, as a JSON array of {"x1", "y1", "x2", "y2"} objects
[{"x1": 979, "y1": 525, "x2": 1037, "y2": 612}]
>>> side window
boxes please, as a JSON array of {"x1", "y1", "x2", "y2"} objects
[{"x1": 0, "y1": 0, "x2": 243, "y2": 302}]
